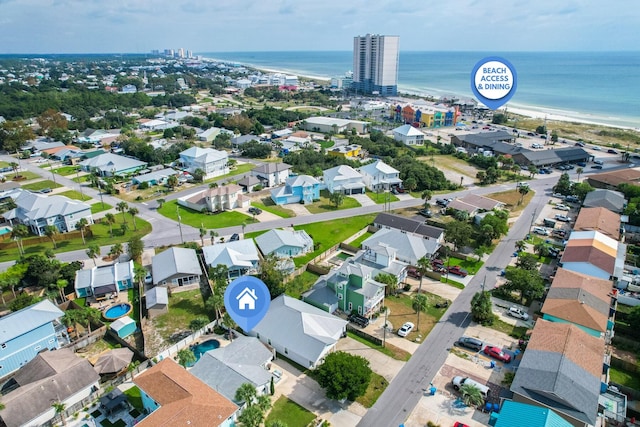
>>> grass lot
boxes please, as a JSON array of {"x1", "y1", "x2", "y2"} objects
[
  {"x1": 320, "y1": 140, "x2": 335, "y2": 149},
  {"x1": 418, "y1": 154, "x2": 480, "y2": 180},
  {"x1": 0, "y1": 161, "x2": 10, "y2": 168},
  {"x1": 286, "y1": 270, "x2": 321, "y2": 299},
  {"x1": 487, "y1": 189, "x2": 535, "y2": 214},
  {"x1": 72, "y1": 175, "x2": 91, "y2": 183},
  {"x1": 609, "y1": 367, "x2": 640, "y2": 390},
  {"x1": 293, "y1": 214, "x2": 376, "y2": 267},
  {"x1": 252, "y1": 198, "x2": 295, "y2": 218},
  {"x1": 347, "y1": 331, "x2": 411, "y2": 361},
  {"x1": 11, "y1": 170, "x2": 41, "y2": 181},
  {"x1": 57, "y1": 190, "x2": 92, "y2": 201},
  {"x1": 53, "y1": 166, "x2": 80, "y2": 176},
  {"x1": 21, "y1": 179, "x2": 63, "y2": 192},
  {"x1": 384, "y1": 292, "x2": 449, "y2": 340},
  {"x1": 349, "y1": 232, "x2": 373, "y2": 248},
  {"x1": 204, "y1": 163, "x2": 254, "y2": 184},
  {"x1": 0, "y1": 218, "x2": 151, "y2": 262},
  {"x1": 305, "y1": 190, "x2": 361, "y2": 214},
  {"x1": 488, "y1": 318, "x2": 529, "y2": 339},
  {"x1": 440, "y1": 276, "x2": 466, "y2": 289},
  {"x1": 356, "y1": 372, "x2": 389, "y2": 408},
  {"x1": 447, "y1": 256, "x2": 483, "y2": 274},
  {"x1": 151, "y1": 289, "x2": 210, "y2": 342},
  {"x1": 365, "y1": 190, "x2": 399, "y2": 205},
  {"x1": 265, "y1": 396, "x2": 316, "y2": 427},
  {"x1": 91, "y1": 202, "x2": 113, "y2": 214},
  {"x1": 157, "y1": 200, "x2": 256, "y2": 229},
  {"x1": 124, "y1": 386, "x2": 144, "y2": 410}
]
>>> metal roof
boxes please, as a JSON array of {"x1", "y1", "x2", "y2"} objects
[
  {"x1": 0, "y1": 299, "x2": 63, "y2": 344},
  {"x1": 152, "y1": 247, "x2": 202, "y2": 284}
]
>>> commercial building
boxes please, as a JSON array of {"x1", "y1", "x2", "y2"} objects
[{"x1": 353, "y1": 34, "x2": 399, "y2": 96}]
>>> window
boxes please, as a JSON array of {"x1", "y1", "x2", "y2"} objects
[
  {"x1": 1, "y1": 343, "x2": 6, "y2": 349},
  {"x1": 268, "y1": 339, "x2": 271, "y2": 345},
  {"x1": 284, "y1": 348, "x2": 288, "y2": 355},
  {"x1": 358, "y1": 306, "x2": 362, "y2": 315},
  {"x1": 256, "y1": 333, "x2": 260, "y2": 339},
  {"x1": 348, "y1": 302, "x2": 353, "y2": 311},
  {"x1": 48, "y1": 339, "x2": 55, "y2": 344},
  {"x1": 34, "y1": 345, "x2": 41, "y2": 351},
  {"x1": 338, "y1": 294, "x2": 343, "y2": 300}
]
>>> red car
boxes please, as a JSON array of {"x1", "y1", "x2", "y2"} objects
[
  {"x1": 448, "y1": 266, "x2": 468, "y2": 277},
  {"x1": 484, "y1": 346, "x2": 512, "y2": 363},
  {"x1": 454, "y1": 423, "x2": 470, "y2": 427}
]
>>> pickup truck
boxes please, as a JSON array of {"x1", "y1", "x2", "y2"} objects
[{"x1": 448, "y1": 266, "x2": 468, "y2": 277}]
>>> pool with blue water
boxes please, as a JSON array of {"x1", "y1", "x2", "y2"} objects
[{"x1": 189, "y1": 339, "x2": 220, "y2": 364}]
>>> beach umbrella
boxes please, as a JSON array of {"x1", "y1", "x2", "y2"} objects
[{"x1": 93, "y1": 348, "x2": 134, "y2": 374}]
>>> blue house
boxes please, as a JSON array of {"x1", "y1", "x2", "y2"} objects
[
  {"x1": 74, "y1": 261, "x2": 135, "y2": 299},
  {"x1": 0, "y1": 300, "x2": 66, "y2": 378},
  {"x1": 490, "y1": 400, "x2": 573, "y2": 427},
  {"x1": 255, "y1": 229, "x2": 314, "y2": 258},
  {"x1": 270, "y1": 175, "x2": 320, "y2": 205}
]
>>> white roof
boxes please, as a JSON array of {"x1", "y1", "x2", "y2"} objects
[
  {"x1": 323, "y1": 165, "x2": 363, "y2": 183},
  {"x1": 201, "y1": 240, "x2": 259, "y2": 269},
  {"x1": 5, "y1": 189, "x2": 91, "y2": 221},
  {"x1": 255, "y1": 229, "x2": 313, "y2": 256},
  {"x1": 393, "y1": 124, "x2": 424, "y2": 137},
  {"x1": 0, "y1": 300, "x2": 63, "y2": 344},
  {"x1": 110, "y1": 316, "x2": 135, "y2": 332},
  {"x1": 151, "y1": 247, "x2": 201, "y2": 284},
  {"x1": 304, "y1": 116, "x2": 367, "y2": 126},
  {"x1": 359, "y1": 159, "x2": 399, "y2": 176},
  {"x1": 362, "y1": 228, "x2": 440, "y2": 262},
  {"x1": 180, "y1": 146, "x2": 227, "y2": 162},
  {"x1": 286, "y1": 175, "x2": 319, "y2": 187},
  {"x1": 79, "y1": 152, "x2": 146, "y2": 173},
  {"x1": 133, "y1": 168, "x2": 177, "y2": 184},
  {"x1": 145, "y1": 286, "x2": 169, "y2": 309}
]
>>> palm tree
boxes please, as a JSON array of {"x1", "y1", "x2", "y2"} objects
[
  {"x1": 116, "y1": 201, "x2": 129, "y2": 223},
  {"x1": 412, "y1": 293, "x2": 429, "y2": 333},
  {"x1": 517, "y1": 185, "x2": 530, "y2": 205},
  {"x1": 44, "y1": 225, "x2": 58, "y2": 249},
  {"x1": 177, "y1": 348, "x2": 196, "y2": 368},
  {"x1": 83, "y1": 307, "x2": 102, "y2": 334},
  {"x1": 128, "y1": 207, "x2": 139, "y2": 231},
  {"x1": 61, "y1": 310, "x2": 82, "y2": 339},
  {"x1": 120, "y1": 222, "x2": 129, "y2": 236},
  {"x1": 157, "y1": 198, "x2": 166, "y2": 209},
  {"x1": 421, "y1": 190, "x2": 432, "y2": 208},
  {"x1": 222, "y1": 312, "x2": 237, "y2": 342},
  {"x1": 134, "y1": 264, "x2": 147, "y2": 289},
  {"x1": 199, "y1": 226, "x2": 207, "y2": 247},
  {"x1": 10, "y1": 224, "x2": 29, "y2": 256},
  {"x1": 515, "y1": 240, "x2": 527, "y2": 252},
  {"x1": 109, "y1": 243, "x2": 124, "y2": 260},
  {"x1": 75, "y1": 217, "x2": 89, "y2": 245},
  {"x1": 209, "y1": 230, "x2": 218, "y2": 245},
  {"x1": 9, "y1": 162, "x2": 19, "y2": 179},
  {"x1": 205, "y1": 292, "x2": 225, "y2": 325},
  {"x1": 51, "y1": 401, "x2": 67, "y2": 426},
  {"x1": 56, "y1": 279, "x2": 68, "y2": 302},
  {"x1": 576, "y1": 167, "x2": 584, "y2": 181},
  {"x1": 104, "y1": 213, "x2": 116, "y2": 237},
  {"x1": 459, "y1": 383, "x2": 484, "y2": 408},
  {"x1": 86, "y1": 244, "x2": 100, "y2": 266},
  {"x1": 416, "y1": 256, "x2": 431, "y2": 295},
  {"x1": 235, "y1": 383, "x2": 258, "y2": 407}
]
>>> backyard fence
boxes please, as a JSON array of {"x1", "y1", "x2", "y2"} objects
[
  {"x1": 153, "y1": 320, "x2": 218, "y2": 362},
  {"x1": 346, "y1": 324, "x2": 383, "y2": 346}
]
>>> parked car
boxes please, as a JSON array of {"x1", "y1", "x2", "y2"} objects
[
  {"x1": 448, "y1": 266, "x2": 468, "y2": 277},
  {"x1": 575, "y1": 141, "x2": 586, "y2": 147},
  {"x1": 248, "y1": 207, "x2": 262, "y2": 215},
  {"x1": 457, "y1": 336, "x2": 483, "y2": 351},
  {"x1": 435, "y1": 198, "x2": 449, "y2": 207},
  {"x1": 548, "y1": 247, "x2": 561, "y2": 258},
  {"x1": 592, "y1": 145, "x2": 602, "y2": 151},
  {"x1": 39, "y1": 188, "x2": 52, "y2": 194},
  {"x1": 533, "y1": 226, "x2": 550, "y2": 236},
  {"x1": 555, "y1": 203, "x2": 570, "y2": 211},
  {"x1": 576, "y1": 161, "x2": 587, "y2": 167},
  {"x1": 397, "y1": 322, "x2": 415, "y2": 337},
  {"x1": 608, "y1": 149, "x2": 619, "y2": 154},
  {"x1": 230, "y1": 233, "x2": 240, "y2": 241},
  {"x1": 407, "y1": 267, "x2": 422, "y2": 279},
  {"x1": 591, "y1": 165, "x2": 603, "y2": 169},
  {"x1": 531, "y1": 143, "x2": 543, "y2": 149},
  {"x1": 348, "y1": 314, "x2": 370, "y2": 328},
  {"x1": 483, "y1": 346, "x2": 512, "y2": 363},
  {"x1": 555, "y1": 214, "x2": 571, "y2": 222},
  {"x1": 552, "y1": 229, "x2": 567, "y2": 238},
  {"x1": 565, "y1": 195, "x2": 580, "y2": 203},
  {"x1": 451, "y1": 376, "x2": 490, "y2": 399},
  {"x1": 144, "y1": 271, "x2": 153, "y2": 285},
  {"x1": 418, "y1": 208, "x2": 433, "y2": 218},
  {"x1": 454, "y1": 423, "x2": 471, "y2": 427},
  {"x1": 507, "y1": 306, "x2": 529, "y2": 321}
]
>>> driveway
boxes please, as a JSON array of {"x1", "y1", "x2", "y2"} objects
[
  {"x1": 396, "y1": 193, "x2": 415, "y2": 201},
  {"x1": 287, "y1": 203, "x2": 312, "y2": 216},
  {"x1": 350, "y1": 193, "x2": 376, "y2": 207},
  {"x1": 336, "y1": 336, "x2": 405, "y2": 381}
]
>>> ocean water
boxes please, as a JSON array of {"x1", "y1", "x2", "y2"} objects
[{"x1": 200, "y1": 51, "x2": 640, "y2": 128}]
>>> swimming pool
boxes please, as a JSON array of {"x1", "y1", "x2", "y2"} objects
[
  {"x1": 0, "y1": 226, "x2": 12, "y2": 236},
  {"x1": 103, "y1": 303, "x2": 133, "y2": 320},
  {"x1": 189, "y1": 339, "x2": 220, "y2": 364}
]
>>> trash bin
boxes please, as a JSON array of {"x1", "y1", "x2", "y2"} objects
[
  {"x1": 490, "y1": 361, "x2": 496, "y2": 369},
  {"x1": 429, "y1": 386, "x2": 437, "y2": 396}
]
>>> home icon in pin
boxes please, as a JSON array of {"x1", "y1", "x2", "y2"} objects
[{"x1": 236, "y1": 287, "x2": 258, "y2": 310}]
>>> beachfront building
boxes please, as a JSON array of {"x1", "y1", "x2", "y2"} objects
[
  {"x1": 389, "y1": 104, "x2": 459, "y2": 128},
  {"x1": 353, "y1": 34, "x2": 399, "y2": 96}
]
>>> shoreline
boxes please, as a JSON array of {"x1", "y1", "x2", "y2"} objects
[{"x1": 203, "y1": 55, "x2": 640, "y2": 131}]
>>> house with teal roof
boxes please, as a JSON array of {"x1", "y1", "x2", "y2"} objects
[{"x1": 490, "y1": 400, "x2": 573, "y2": 427}]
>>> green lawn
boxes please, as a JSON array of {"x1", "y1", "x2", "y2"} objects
[
  {"x1": 349, "y1": 232, "x2": 374, "y2": 248},
  {"x1": 57, "y1": 190, "x2": 92, "y2": 201},
  {"x1": 53, "y1": 166, "x2": 80, "y2": 176},
  {"x1": 305, "y1": 190, "x2": 361, "y2": 214},
  {"x1": 252, "y1": 199, "x2": 295, "y2": 218},
  {"x1": 356, "y1": 372, "x2": 388, "y2": 408},
  {"x1": 157, "y1": 200, "x2": 256, "y2": 229},
  {"x1": 286, "y1": 270, "x2": 322, "y2": 299},
  {"x1": 124, "y1": 386, "x2": 144, "y2": 410},
  {"x1": 365, "y1": 190, "x2": 400, "y2": 205},
  {"x1": 0, "y1": 218, "x2": 152, "y2": 262},
  {"x1": 91, "y1": 202, "x2": 113, "y2": 214},
  {"x1": 11, "y1": 170, "x2": 41, "y2": 181},
  {"x1": 20, "y1": 180, "x2": 63, "y2": 191},
  {"x1": 440, "y1": 276, "x2": 465, "y2": 289},
  {"x1": 609, "y1": 367, "x2": 640, "y2": 390},
  {"x1": 204, "y1": 163, "x2": 254, "y2": 183},
  {"x1": 151, "y1": 289, "x2": 210, "y2": 342},
  {"x1": 446, "y1": 256, "x2": 484, "y2": 275},
  {"x1": 293, "y1": 214, "x2": 376, "y2": 267},
  {"x1": 72, "y1": 175, "x2": 91, "y2": 183},
  {"x1": 265, "y1": 396, "x2": 315, "y2": 427},
  {"x1": 320, "y1": 140, "x2": 335, "y2": 149}
]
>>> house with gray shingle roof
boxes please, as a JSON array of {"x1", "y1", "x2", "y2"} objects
[
  {"x1": 250, "y1": 162, "x2": 291, "y2": 187},
  {"x1": 179, "y1": 147, "x2": 229, "y2": 179},
  {"x1": 323, "y1": 165, "x2": 365, "y2": 195},
  {"x1": 255, "y1": 229, "x2": 313, "y2": 259},
  {"x1": 151, "y1": 247, "x2": 202, "y2": 288},
  {"x1": 79, "y1": 152, "x2": 147, "y2": 176},
  {"x1": 74, "y1": 260, "x2": 135, "y2": 299},
  {"x1": 361, "y1": 227, "x2": 440, "y2": 266},
  {"x1": 582, "y1": 189, "x2": 626, "y2": 214}
]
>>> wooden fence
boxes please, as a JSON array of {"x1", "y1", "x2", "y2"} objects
[{"x1": 346, "y1": 324, "x2": 382, "y2": 346}]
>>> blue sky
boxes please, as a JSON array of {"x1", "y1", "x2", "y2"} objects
[{"x1": 1, "y1": 0, "x2": 638, "y2": 53}]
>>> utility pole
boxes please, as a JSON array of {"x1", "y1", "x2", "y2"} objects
[
  {"x1": 177, "y1": 204, "x2": 184, "y2": 244},
  {"x1": 382, "y1": 307, "x2": 389, "y2": 348},
  {"x1": 48, "y1": 160, "x2": 56, "y2": 184},
  {"x1": 76, "y1": 169, "x2": 84, "y2": 199}
]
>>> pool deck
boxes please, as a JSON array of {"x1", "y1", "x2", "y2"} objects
[{"x1": 88, "y1": 291, "x2": 129, "y2": 313}]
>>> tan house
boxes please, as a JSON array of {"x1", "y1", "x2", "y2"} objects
[{"x1": 177, "y1": 184, "x2": 249, "y2": 212}]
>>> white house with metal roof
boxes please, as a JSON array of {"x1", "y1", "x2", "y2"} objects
[
  {"x1": 179, "y1": 147, "x2": 229, "y2": 179},
  {"x1": 248, "y1": 295, "x2": 347, "y2": 369},
  {"x1": 392, "y1": 124, "x2": 425, "y2": 146},
  {"x1": 79, "y1": 152, "x2": 147, "y2": 177},
  {"x1": 151, "y1": 247, "x2": 202, "y2": 288},
  {"x1": 132, "y1": 168, "x2": 179, "y2": 187},
  {"x1": 201, "y1": 240, "x2": 260, "y2": 278},
  {"x1": 255, "y1": 229, "x2": 313, "y2": 259},
  {"x1": 0, "y1": 299, "x2": 66, "y2": 378},
  {"x1": 250, "y1": 163, "x2": 292, "y2": 188},
  {"x1": 3, "y1": 188, "x2": 93, "y2": 236},
  {"x1": 323, "y1": 165, "x2": 366, "y2": 195},
  {"x1": 361, "y1": 227, "x2": 441, "y2": 266},
  {"x1": 74, "y1": 260, "x2": 135, "y2": 299},
  {"x1": 358, "y1": 159, "x2": 402, "y2": 191}
]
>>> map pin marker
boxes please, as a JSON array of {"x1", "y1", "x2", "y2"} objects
[
  {"x1": 470, "y1": 56, "x2": 517, "y2": 110},
  {"x1": 223, "y1": 276, "x2": 271, "y2": 332}
]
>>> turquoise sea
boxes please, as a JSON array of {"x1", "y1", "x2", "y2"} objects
[{"x1": 200, "y1": 51, "x2": 640, "y2": 128}]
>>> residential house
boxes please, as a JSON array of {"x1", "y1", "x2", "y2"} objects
[
  {"x1": 302, "y1": 116, "x2": 369, "y2": 134},
  {"x1": 358, "y1": 160, "x2": 402, "y2": 191},
  {"x1": 236, "y1": 175, "x2": 261, "y2": 193},
  {"x1": 177, "y1": 184, "x2": 249, "y2": 212},
  {"x1": 510, "y1": 319, "x2": 606, "y2": 427},
  {"x1": 133, "y1": 359, "x2": 239, "y2": 427},
  {"x1": 190, "y1": 336, "x2": 274, "y2": 404},
  {"x1": 304, "y1": 247, "x2": 407, "y2": 317},
  {"x1": 0, "y1": 349, "x2": 100, "y2": 427},
  {"x1": 197, "y1": 127, "x2": 223, "y2": 142},
  {"x1": 201, "y1": 240, "x2": 260, "y2": 278},
  {"x1": 586, "y1": 168, "x2": 640, "y2": 190},
  {"x1": 323, "y1": 165, "x2": 366, "y2": 195},
  {"x1": 490, "y1": 400, "x2": 574, "y2": 427},
  {"x1": 77, "y1": 128, "x2": 118, "y2": 144},
  {"x1": 231, "y1": 134, "x2": 260, "y2": 148},
  {"x1": 145, "y1": 286, "x2": 169, "y2": 318},
  {"x1": 560, "y1": 230, "x2": 625, "y2": 280},
  {"x1": 373, "y1": 213, "x2": 446, "y2": 245},
  {"x1": 3, "y1": 189, "x2": 94, "y2": 236},
  {"x1": 327, "y1": 144, "x2": 362, "y2": 159},
  {"x1": 0, "y1": 300, "x2": 67, "y2": 379},
  {"x1": 582, "y1": 189, "x2": 626, "y2": 214},
  {"x1": 393, "y1": 124, "x2": 425, "y2": 146},
  {"x1": 542, "y1": 268, "x2": 615, "y2": 339},
  {"x1": 361, "y1": 227, "x2": 441, "y2": 266},
  {"x1": 79, "y1": 152, "x2": 147, "y2": 176},
  {"x1": 255, "y1": 229, "x2": 313, "y2": 258},
  {"x1": 132, "y1": 168, "x2": 179, "y2": 187},
  {"x1": 151, "y1": 247, "x2": 202, "y2": 288},
  {"x1": 138, "y1": 118, "x2": 179, "y2": 131},
  {"x1": 573, "y1": 207, "x2": 622, "y2": 241},
  {"x1": 270, "y1": 175, "x2": 320, "y2": 205},
  {"x1": 74, "y1": 260, "x2": 135, "y2": 299},
  {"x1": 447, "y1": 194, "x2": 504, "y2": 217},
  {"x1": 179, "y1": 147, "x2": 229, "y2": 179},
  {"x1": 248, "y1": 295, "x2": 347, "y2": 369},
  {"x1": 250, "y1": 163, "x2": 292, "y2": 188}
]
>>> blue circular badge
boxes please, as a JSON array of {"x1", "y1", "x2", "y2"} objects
[{"x1": 470, "y1": 56, "x2": 517, "y2": 110}]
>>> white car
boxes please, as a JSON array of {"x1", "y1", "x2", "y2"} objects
[
  {"x1": 555, "y1": 214, "x2": 572, "y2": 222},
  {"x1": 555, "y1": 204, "x2": 570, "y2": 211},
  {"x1": 507, "y1": 307, "x2": 529, "y2": 321},
  {"x1": 592, "y1": 146, "x2": 602, "y2": 151},
  {"x1": 533, "y1": 226, "x2": 550, "y2": 236},
  {"x1": 397, "y1": 322, "x2": 415, "y2": 337}
]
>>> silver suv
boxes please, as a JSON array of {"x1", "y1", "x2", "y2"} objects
[
  {"x1": 457, "y1": 336, "x2": 483, "y2": 351},
  {"x1": 507, "y1": 306, "x2": 529, "y2": 321}
]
